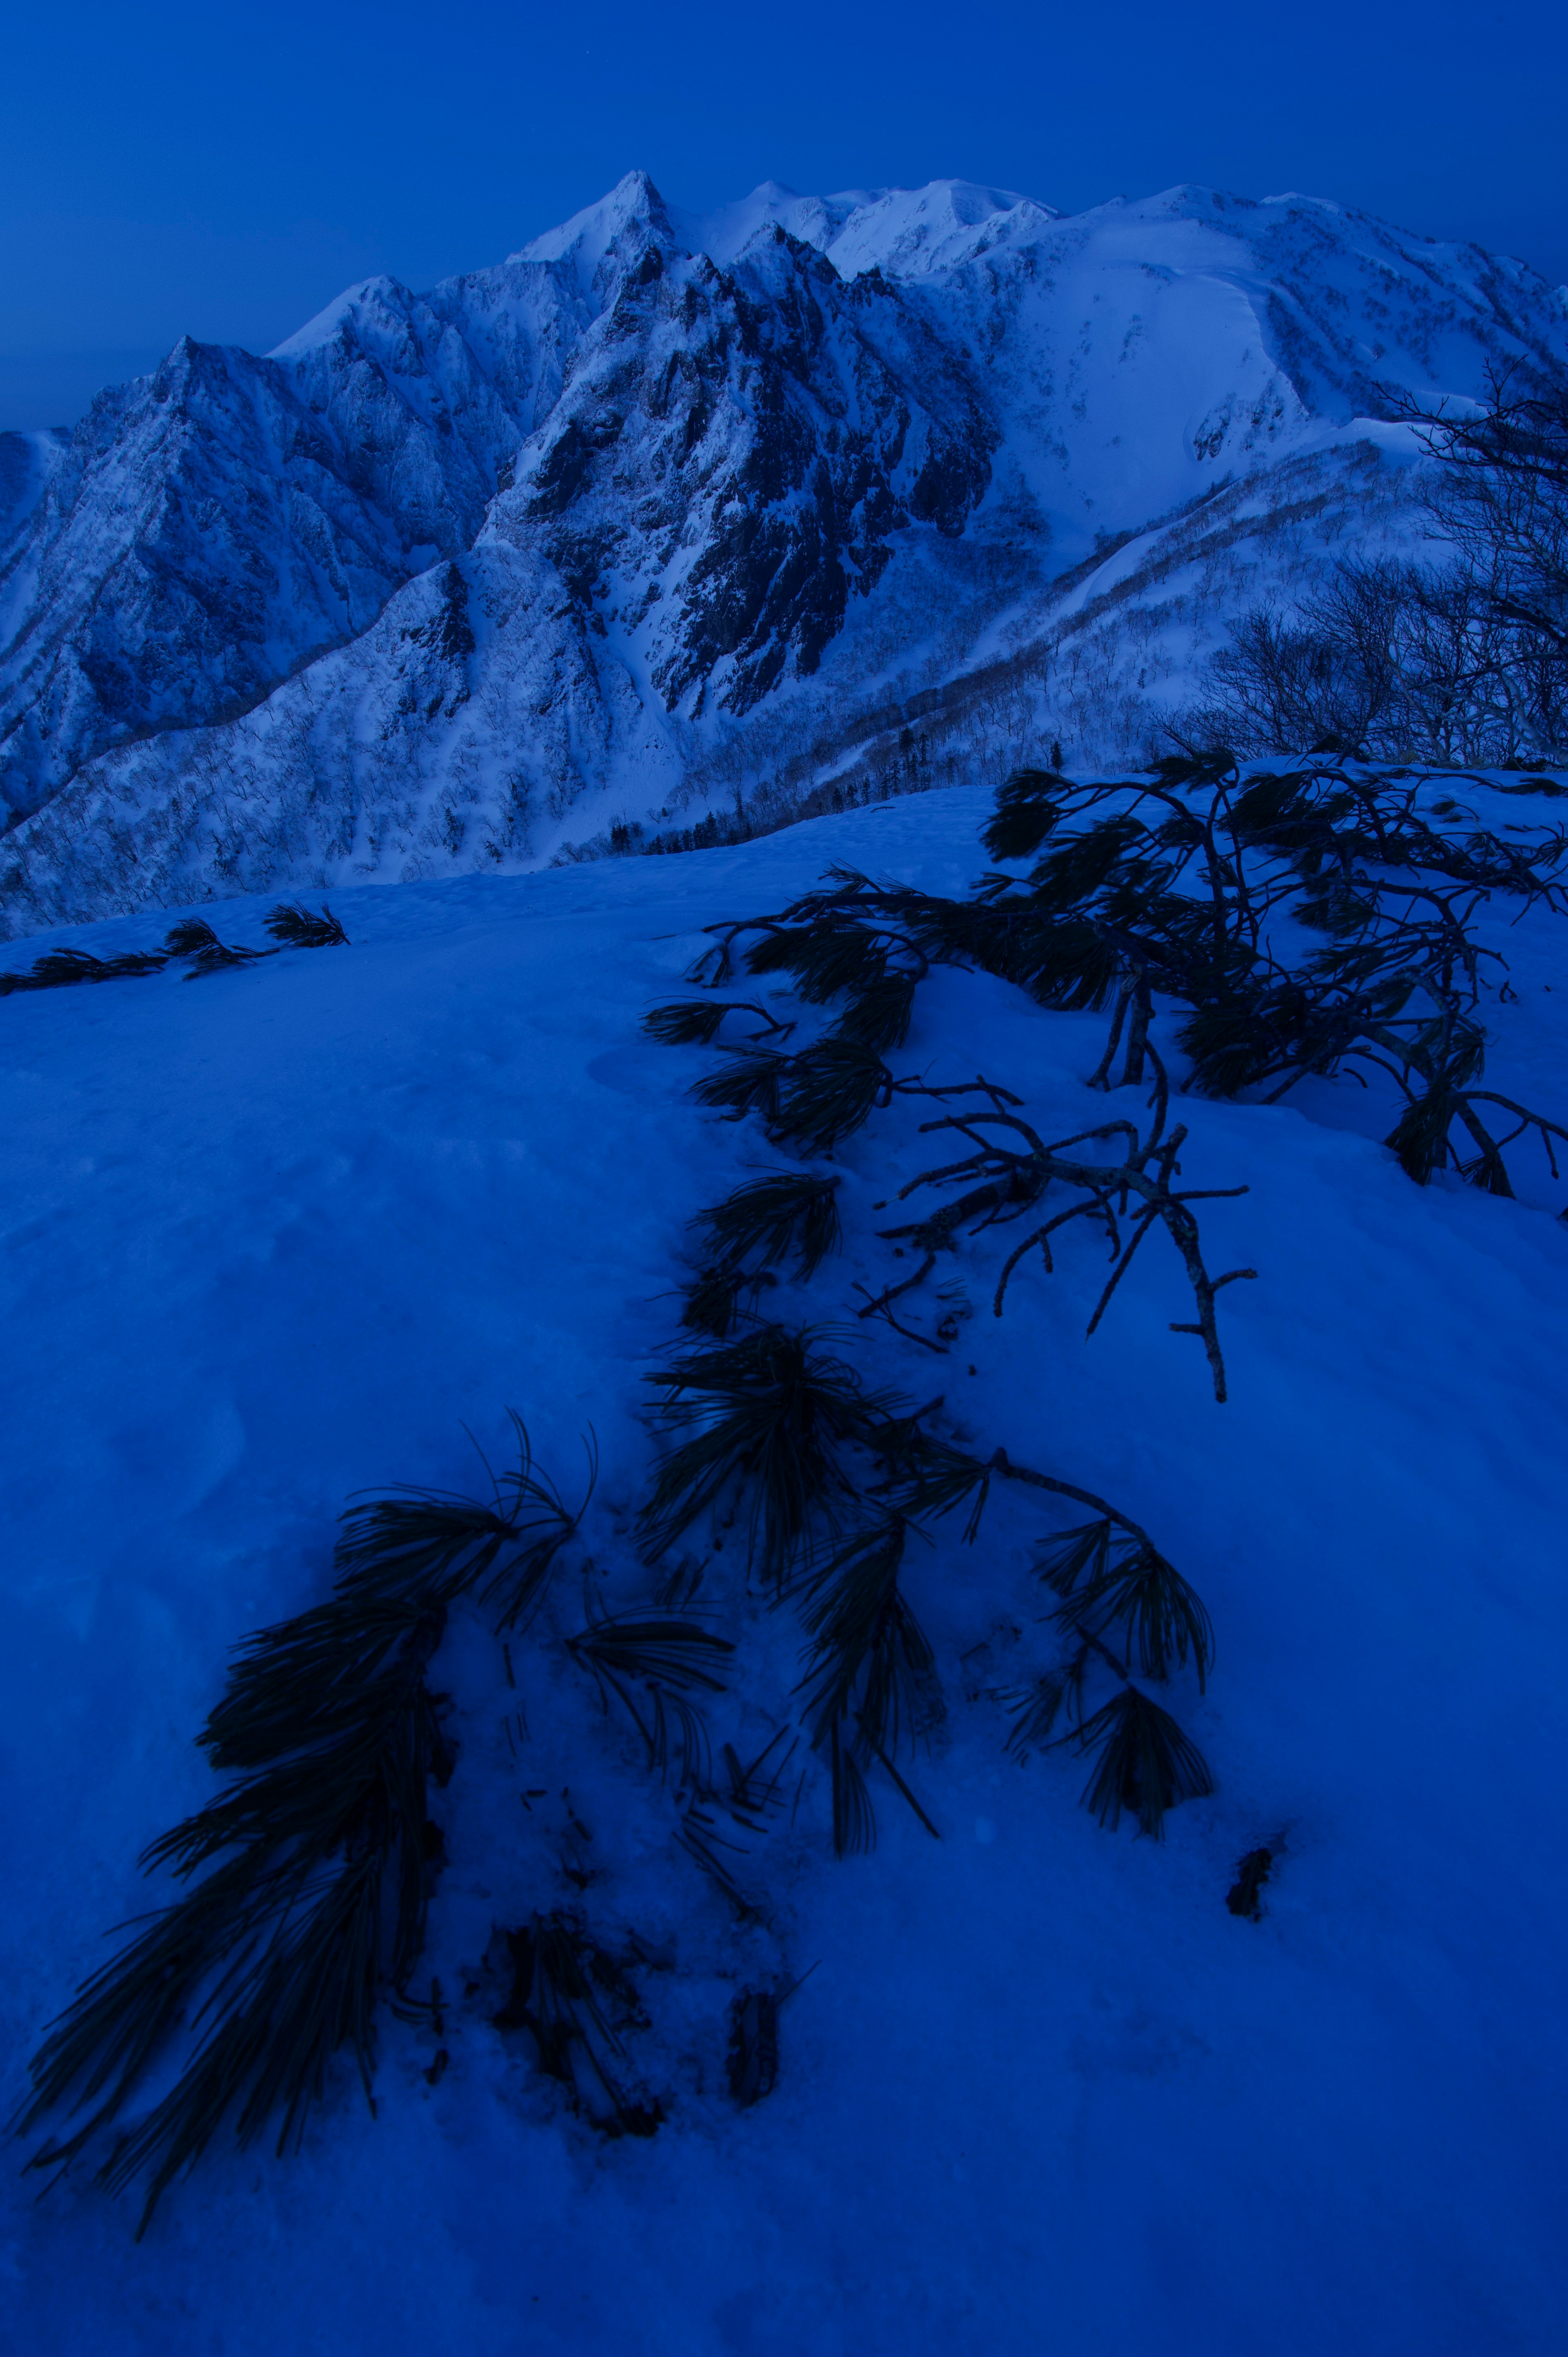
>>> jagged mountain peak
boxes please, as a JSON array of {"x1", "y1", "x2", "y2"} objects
[
  {"x1": 669, "y1": 178, "x2": 1057, "y2": 283},
  {"x1": 509, "y1": 167, "x2": 678, "y2": 280},
  {"x1": 4, "y1": 171, "x2": 1567, "y2": 938},
  {"x1": 267, "y1": 273, "x2": 424, "y2": 360}
]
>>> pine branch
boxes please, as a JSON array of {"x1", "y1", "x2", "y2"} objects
[
  {"x1": 15, "y1": 1422, "x2": 590, "y2": 2226},
  {"x1": 768, "y1": 1039, "x2": 893, "y2": 1155},
  {"x1": 263, "y1": 903, "x2": 349, "y2": 949},
  {"x1": 998, "y1": 1663, "x2": 1082, "y2": 1758},
  {"x1": 690, "y1": 1173, "x2": 842, "y2": 1280},
  {"x1": 644, "y1": 999, "x2": 791, "y2": 1046},
  {"x1": 690, "y1": 1046, "x2": 791, "y2": 1124},
  {"x1": 333, "y1": 1416, "x2": 591, "y2": 1630},
  {"x1": 1057, "y1": 1686, "x2": 1214, "y2": 1839},
  {"x1": 567, "y1": 1614, "x2": 733, "y2": 1793},
  {"x1": 794, "y1": 1517, "x2": 938, "y2": 1757},
  {"x1": 566, "y1": 1613, "x2": 733, "y2": 1696},
  {"x1": 1036, "y1": 1522, "x2": 1214, "y2": 1689},
  {"x1": 882, "y1": 1070, "x2": 1255, "y2": 1402},
  {"x1": 15, "y1": 1598, "x2": 449, "y2": 2234},
  {"x1": 639, "y1": 1327, "x2": 893, "y2": 1584},
  {"x1": 677, "y1": 1262, "x2": 778, "y2": 1337},
  {"x1": 0, "y1": 946, "x2": 170, "y2": 995},
  {"x1": 492, "y1": 1917, "x2": 658, "y2": 2134}
]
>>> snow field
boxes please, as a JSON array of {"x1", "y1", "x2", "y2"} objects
[{"x1": 1, "y1": 785, "x2": 1565, "y2": 2353}]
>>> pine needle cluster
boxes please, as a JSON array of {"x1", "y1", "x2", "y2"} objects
[
  {"x1": 660, "y1": 865, "x2": 1257, "y2": 1394},
  {"x1": 972, "y1": 758, "x2": 1568, "y2": 1197},
  {"x1": 674, "y1": 759, "x2": 1567, "y2": 1201},
  {"x1": 0, "y1": 947, "x2": 169, "y2": 995},
  {"x1": 567, "y1": 1611, "x2": 735, "y2": 1791},
  {"x1": 639, "y1": 1326, "x2": 894, "y2": 1585},
  {"x1": 492, "y1": 1916, "x2": 660, "y2": 2136},
  {"x1": 793, "y1": 1514, "x2": 943, "y2": 1852},
  {"x1": 263, "y1": 903, "x2": 350, "y2": 950},
  {"x1": 996, "y1": 1515, "x2": 1217, "y2": 1838},
  {"x1": 12, "y1": 1423, "x2": 586, "y2": 2230},
  {"x1": 644, "y1": 838, "x2": 1229, "y2": 1855},
  {"x1": 679, "y1": 1173, "x2": 841, "y2": 1338},
  {"x1": 673, "y1": 887, "x2": 929, "y2": 1156},
  {"x1": 1, "y1": 904, "x2": 349, "y2": 1001}
]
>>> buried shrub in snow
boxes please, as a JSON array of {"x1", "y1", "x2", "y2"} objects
[
  {"x1": 13, "y1": 1428, "x2": 590, "y2": 2233},
  {"x1": 0, "y1": 905, "x2": 348, "y2": 998},
  {"x1": 17, "y1": 751, "x2": 1565, "y2": 2239}
]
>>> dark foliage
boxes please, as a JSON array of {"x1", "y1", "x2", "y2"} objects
[
  {"x1": 0, "y1": 946, "x2": 169, "y2": 995},
  {"x1": 333, "y1": 1417, "x2": 592, "y2": 1631},
  {"x1": 677, "y1": 1262, "x2": 778, "y2": 1338},
  {"x1": 646, "y1": 857, "x2": 1229, "y2": 1860},
  {"x1": 825, "y1": 1718, "x2": 877, "y2": 1858},
  {"x1": 769, "y1": 1038, "x2": 893, "y2": 1154},
  {"x1": 567, "y1": 1613, "x2": 734, "y2": 1789},
  {"x1": 690, "y1": 1173, "x2": 842, "y2": 1282},
  {"x1": 644, "y1": 999, "x2": 790, "y2": 1046},
  {"x1": 691, "y1": 761, "x2": 1567, "y2": 1204},
  {"x1": 727, "y1": 1989, "x2": 780, "y2": 2105},
  {"x1": 929, "y1": 760, "x2": 1568, "y2": 1202},
  {"x1": 795, "y1": 1515, "x2": 932, "y2": 1750},
  {"x1": 690, "y1": 1046, "x2": 791, "y2": 1125},
  {"x1": 263, "y1": 903, "x2": 349, "y2": 949},
  {"x1": 2, "y1": 907, "x2": 352, "y2": 1003},
  {"x1": 745, "y1": 917, "x2": 895, "y2": 1002},
  {"x1": 1036, "y1": 1519, "x2": 1214, "y2": 1690},
  {"x1": 493, "y1": 1916, "x2": 659, "y2": 2135},
  {"x1": 14, "y1": 1422, "x2": 590, "y2": 2228},
  {"x1": 15, "y1": 1595, "x2": 451, "y2": 2234},
  {"x1": 160, "y1": 915, "x2": 276, "y2": 977},
  {"x1": 180, "y1": 940, "x2": 278, "y2": 978},
  {"x1": 163, "y1": 918, "x2": 223, "y2": 956},
  {"x1": 833, "y1": 967, "x2": 920, "y2": 1052},
  {"x1": 639, "y1": 1326, "x2": 893, "y2": 1585},
  {"x1": 874, "y1": 1426, "x2": 995, "y2": 1543},
  {"x1": 1065, "y1": 1686, "x2": 1215, "y2": 1839},
  {"x1": 161, "y1": 918, "x2": 281, "y2": 975},
  {"x1": 999, "y1": 1664, "x2": 1082, "y2": 1760},
  {"x1": 981, "y1": 767, "x2": 1071, "y2": 862},
  {"x1": 794, "y1": 1514, "x2": 942, "y2": 1853}
]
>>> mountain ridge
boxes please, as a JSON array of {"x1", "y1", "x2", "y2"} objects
[{"x1": 2, "y1": 170, "x2": 1566, "y2": 937}]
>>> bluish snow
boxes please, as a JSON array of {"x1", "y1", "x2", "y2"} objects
[{"x1": 1, "y1": 785, "x2": 1565, "y2": 2354}]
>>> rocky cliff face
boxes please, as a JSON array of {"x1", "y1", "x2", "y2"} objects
[{"x1": 2, "y1": 171, "x2": 1566, "y2": 935}]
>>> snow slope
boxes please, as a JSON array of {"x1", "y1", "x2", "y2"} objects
[
  {"x1": 2, "y1": 174, "x2": 1567, "y2": 937},
  {"x1": 2, "y1": 783, "x2": 1565, "y2": 2353}
]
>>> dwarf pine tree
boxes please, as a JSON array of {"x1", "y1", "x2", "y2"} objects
[{"x1": 34, "y1": 754, "x2": 1551, "y2": 2228}]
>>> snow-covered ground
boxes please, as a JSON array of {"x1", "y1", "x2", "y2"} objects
[{"x1": 2, "y1": 784, "x2": 1566, "y2": 2353}]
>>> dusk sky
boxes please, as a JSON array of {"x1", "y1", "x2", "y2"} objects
[{"x1": 3, "y1": 0, "x2": 1564, "y2": 432}]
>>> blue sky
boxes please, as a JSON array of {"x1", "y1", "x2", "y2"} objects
[{"x1": 2, "y1": 0, "x2": 1563, "y2": 431}]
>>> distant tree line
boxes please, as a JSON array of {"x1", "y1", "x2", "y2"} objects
[{"x1": 1184, "y1": 369, "x2": 1568, "y2": 765}]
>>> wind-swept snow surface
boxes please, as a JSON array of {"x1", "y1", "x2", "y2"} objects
[{"x1": 2, "y1": 787, "x2": 1565, "y2": 2353}]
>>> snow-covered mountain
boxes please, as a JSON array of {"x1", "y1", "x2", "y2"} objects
[{"x1": 2, "y1": 172, "x2": 1566, "y2": 937}]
